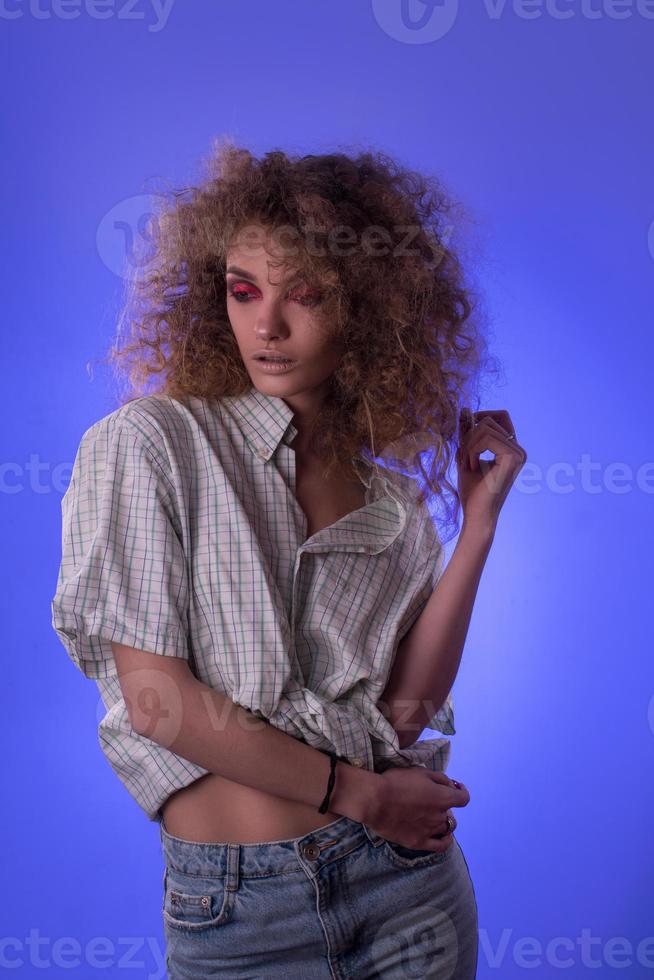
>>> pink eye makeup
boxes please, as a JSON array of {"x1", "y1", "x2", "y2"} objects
[
  {"x1": 226, "y1": 278, "x2": 321, "y2": 306},
  {"x1": 228, "y1": 283, "x2": 258, "y2": 303},
  {"x1": 288, "y1": 288, "x2": 322, "y2": 306}
]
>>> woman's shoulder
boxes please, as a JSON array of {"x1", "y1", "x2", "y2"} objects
[
  {"x1": 79, "y1": 393, "x2": 224, "y2": 468},
  {"x1": 108, "y1": 392, "x2": 197, "y2": 441}
]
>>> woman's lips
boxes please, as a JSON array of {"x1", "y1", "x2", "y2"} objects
[{"x1": 253, "y1": 358, "x2": 298, "y2": 373}]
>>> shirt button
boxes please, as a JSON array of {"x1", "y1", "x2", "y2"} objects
[{"x1": 350, "y1": 757, "x2": 364, "y2": 767}]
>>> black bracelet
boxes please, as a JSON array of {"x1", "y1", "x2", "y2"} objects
[{"x1": 318, "y1": 750, "x2": 351, "y2": 814}]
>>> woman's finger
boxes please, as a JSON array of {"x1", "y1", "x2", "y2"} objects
[
  {"x1": 473, "y1": 415, "x2": 516, "y2": 441},
  {"x1": 467, "y1": 429, "x2": 525, "y2": 471},
  {"x1": 459, "y1": 411, "x2": 513, "y2": 452},
  {"x1": 472, "y1": 409, "x2": 516, "y2": 436},
  {"x1": 464, "y1": 415, "x2": 517, "y2": 453},
  {"x1": 445, "y1": 809, "x2": 457, "y2": 831},
  {"x1": 431, "y1": 809, "x2": 457, "y2": 840},
  {"x1": 426, "y1": 770, "x2": 457, "y2": 786}
]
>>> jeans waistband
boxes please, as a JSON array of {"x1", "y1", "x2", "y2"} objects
[{"x1": 159, "y1": 813, "x2": 386, "y2": 880}]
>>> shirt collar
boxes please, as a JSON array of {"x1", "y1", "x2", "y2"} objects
[
  {"x1": 220, "y1": 386, "x2": 412, "y2": 554},
  {"x1": 221, "y1": 385, "x2": 409, "y2": 503},
  {"x1": 221, "y1": 386, "x2": 299, "y2": 460}
]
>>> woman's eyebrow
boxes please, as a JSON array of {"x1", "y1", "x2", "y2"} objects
[
  {"x1": 226, "y1": 265, "x2": 258, "y2": 280},
  {"x1": 225, "y1": 265, "x2": 302, "y2": 288}
]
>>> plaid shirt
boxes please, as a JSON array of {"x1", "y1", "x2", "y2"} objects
[{"x1": 51, "y1": 388, "x2": 455, "y2": 822}]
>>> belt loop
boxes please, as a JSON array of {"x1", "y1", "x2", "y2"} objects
[
  {"x1": 362, "y1": 823, "x2": 385, "y2": 847},
  {"x1": 225, "y1": 843, "x2": 240, "y2": 892}
]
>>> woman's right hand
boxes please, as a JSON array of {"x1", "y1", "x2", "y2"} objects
[{"x1": 365, "y1": 766, "x2": 470, "y2": 852}]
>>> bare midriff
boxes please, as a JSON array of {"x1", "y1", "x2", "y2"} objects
[
  {"x1": 160, "y1": 449, "x2": 370, "y2": 844},
  {"x1": 160, "y1": 772, "x2": 345, "y2": 843}
]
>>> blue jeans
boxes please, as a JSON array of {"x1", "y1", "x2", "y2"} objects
[{"x1": 159, "y1": 813, "x2": 479, "y2": 979}]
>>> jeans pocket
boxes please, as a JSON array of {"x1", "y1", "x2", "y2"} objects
[
  {"x1": 162, "y1": 866, "x2": 234, "y2": 933},
  {"x1": 382, "y1": 837, "x2": 453, "y2": 869}
]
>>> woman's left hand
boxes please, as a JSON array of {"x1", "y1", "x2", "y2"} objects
[{"x1": 456, "y1": 408, "x2": 527, "y2": 535}]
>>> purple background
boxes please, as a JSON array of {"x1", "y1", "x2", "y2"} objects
[{"x1": 2, "y1": 1, "x2": 653, "y2": 976}]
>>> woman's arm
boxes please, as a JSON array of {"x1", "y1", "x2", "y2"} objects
[
  {"x1": 112, "y1": 642, "x2": 468, "y2": 851},
  {"x1": 378, "y1": 521, "x2": 494, "y2": 749},
  {"x1": 380, "y1": 408, "x2": 526, "y2": 750},
  {"x1": 112, "y1": 641, "x2": 379, "y2": 821}
]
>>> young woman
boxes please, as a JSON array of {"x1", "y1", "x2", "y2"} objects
[{"x1": 52, "y1": 142, "x2": 526, "y2": 978}]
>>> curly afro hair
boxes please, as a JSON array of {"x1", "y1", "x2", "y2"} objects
[{"x1": 102, "y1": 138, "x2": 500, "y2": 542}]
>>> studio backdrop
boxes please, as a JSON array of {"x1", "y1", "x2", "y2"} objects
[{"x1": 2, "y1": 1, "x2": 652, "y2": 978}]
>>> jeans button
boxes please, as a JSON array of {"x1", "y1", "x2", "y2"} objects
[{"x1": 303, "y1": 843, "x2": 321, "y2": 859}]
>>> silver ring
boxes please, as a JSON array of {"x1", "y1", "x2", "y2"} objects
[{"x1": 433, "y1": 817, "x2": 453, "y2": 840}]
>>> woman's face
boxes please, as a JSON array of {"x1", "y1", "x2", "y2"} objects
[{"x1": 225, "y1": 224, "x2": 343, "y2": 399}]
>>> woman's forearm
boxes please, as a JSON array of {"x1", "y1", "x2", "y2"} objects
[
  {"x1": 379, "y1": 520, "x2": 495, "y2": 749},
  {"x1": 126, "y1": 659, "x2": 380, "y2": 822}
]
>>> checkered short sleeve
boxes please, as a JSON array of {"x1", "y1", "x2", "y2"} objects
[{"x1": 51, "y1": 413, "x2": 190, "y2": 680}]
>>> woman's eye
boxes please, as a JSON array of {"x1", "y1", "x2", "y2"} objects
[
  {"x1": 290, "y1": 290, "x2": 322, "y2": 306},
  {"x1": 227, "y1": 283, "x2": 321, "y2": 306},
  {"x1": 228, "y1": 285, "x2": 255, "y2": 303}
]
